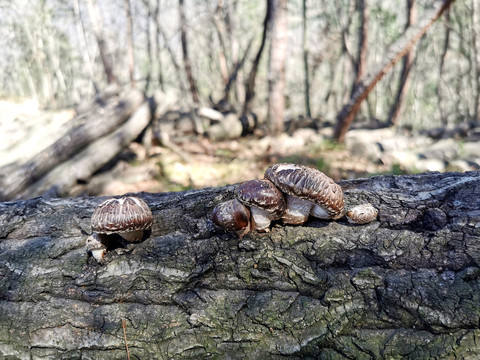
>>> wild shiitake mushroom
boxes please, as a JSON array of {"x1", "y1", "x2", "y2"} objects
[
  {"x1": 346, "y1": 203, "x2": 378, "y2": 224},
  {"x1": 91, "y1": 196, "x2": 153, "y2": 242},
  {"x1": 234, "y1": 179, "x2": 285, "y2": 232},
  {"x1": 264, "y1": 163, "x2": 345, "y2": 224},
  {"x1": 212, "y1": 199, "x2": 251, "y2": 237}
]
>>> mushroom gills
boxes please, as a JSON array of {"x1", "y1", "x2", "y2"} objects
[
  {"x1": 250, "y1": 207, "x2": 276, "y2": 232},
  {"x1": 282, "y1": 195, "x2": 313, "y2": 225}
]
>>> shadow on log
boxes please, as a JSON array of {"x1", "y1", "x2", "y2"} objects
[{"x1": 1, "y1": 171, "x2": 480, "y2": 359}]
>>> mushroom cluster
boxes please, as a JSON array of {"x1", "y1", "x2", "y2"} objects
[
  {"x1": 86, "y1": 196, "x2": 153, "y2": 262},
  {"x1": 212, "y1": 163, "x2": 378, "y2": 236}
]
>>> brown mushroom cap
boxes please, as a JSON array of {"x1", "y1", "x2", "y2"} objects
[
  {"x1": 234, "y1": 179, "x2": 286, "y2": 218},
  {"x1": 346, "y1": 203, "x2": 378, "y2": 224},
  {"x1": 91, "y1": 196, "x2": 153, "y2": 236},
  {"x1": 212, "y1": 199, "x2": 251, "y2": 236},
  {"x1": 264, "y1": 163, "x2": 344, "y2": 218}
]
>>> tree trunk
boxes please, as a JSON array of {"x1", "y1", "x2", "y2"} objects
[
  {"x1": 352, "y1": 0, "x2": 369, "y2": 94},
  {"x1": 388, "y1": 0, "x2": 417, "y2": 126},
  {"x1": 154, "y1": 3, "x2": 185, "y2": 95},
  {"x1": 72, "y1": 0, "x2": 99, "y2": 94},
  {"x1": 473, "y1": 0, "x2": 480, "y2": 123},
  {"x1": 437, "y1": 8, "x2": 451, "y2": 125},
  {"x1": 143, "y1": 0, "x2": 153, "y2": 93},
  {"x1": 124, "y1": 0, "x2": 136, "y2": 88},
  {"x1": 302, "y1": 0, "x2": 311, "y2": 118},
  {"x1": 179, "y1": 0, "x2": 199, "y2": 104},
  {"x1": 1, "y1": 171, "x2": 480, "y2": 359},
  {"x1": 267, "y1": 0, "x2": 288, "y2": 135},
  {"x1": 474, "y1": 0, "x2": 480, "y2": 123},
  {"x1": 86, "y1": 0, "x2": 118, "y2": 84},
  {"x1": 334, "y1": 0, "x2": 456, "y2": 143},
  {"x1": 242, "y1": 0, "x2": 274, "y2": 116}
]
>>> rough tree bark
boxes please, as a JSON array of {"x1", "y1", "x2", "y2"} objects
[
  {"x1": 334, "y1": 0, "x2": 455, "y2": 143},
  {"x1": 1, "y1": 171, "x2": 480, "y2": 359}
]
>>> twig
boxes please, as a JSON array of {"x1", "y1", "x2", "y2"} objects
[{"x1": 122, "y1": 319, "x2": 131, "y2": 360}]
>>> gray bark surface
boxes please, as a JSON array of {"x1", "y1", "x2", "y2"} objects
[{"x1": 1, "y1": 171, "x2": 480, "y2": 359}]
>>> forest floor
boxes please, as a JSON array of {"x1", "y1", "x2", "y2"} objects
[{"x1": 83, "y1": 130, "x2": 391, "y2": 197}]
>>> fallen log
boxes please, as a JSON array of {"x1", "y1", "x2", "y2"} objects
[
  {"x1": 0, "y1": 90, "x2": 176, "y2": 201},
  {"x1": 0, "y1": 88, "x2": 145, "y2": 201},
  {"x1": 1, "y1": 171, "x2": 480, "y2": 359}
]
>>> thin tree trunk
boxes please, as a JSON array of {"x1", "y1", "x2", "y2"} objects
[
  {"x1": 222, "y1": 37, "x2": 254, "y2": 104},
  {"x1": 211, "y1": 0, "x2": 229, "y2": 86},
  {"x1": 143, "y1": 0, "x2": 153, "y2": 93},
  {"x1": 226, "y1": 1, "x2": 245, "y2": 104},
  {"x1": 124, "y1": 0, "x2": 136, "y2": 88},
  {"x1": 334, "y1": 0, "x2": 456, "y2": 143},
  {"x1": 86, "y1": 0, "x2": 117, "y2": 84},
  {"x1": 267, "y1": 0, "x2": 288, "y2": 135},
  {"x1": 179, "y1": 0, "x2": 199, "y2": 104},
  {"x1": 388, "y1": 0, "x2": 417, "y2": 126},
  {"x1": 154, "y1": 0, "x2": 165, "y2": 91},
  {"x1": 153, "y1": 7, "x2": 185, "y2": 95},
  {"x1": 72, "y1": 0, "x2": 99, "y2": 93},
  {"x1": 242, "y1": 0, "x2": 274, "y2": 116},
  {"x1": 352, "y1": 0, "x2": 369, "y2": 94},
  {"x1": 473, "y1": 0, "x2": 480, "y2": 122},
  {"x1": 437, "y1": 8, "x2": 451, "y2": 125},
  {"x1": 302, "y1": 0, "x2": 311, "y2": 118}
]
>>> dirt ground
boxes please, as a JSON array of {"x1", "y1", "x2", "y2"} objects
[{"x1": 81, "y1": 129, "x2": 392, "y2": 197}]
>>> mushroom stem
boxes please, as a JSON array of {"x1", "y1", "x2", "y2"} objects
[
  {"x1": 119, "y1": 230, "x2": 145, "y2": 242},
  {"x1": 282, "y1": 195, "x2": 313, "y2": 225},
  {"x1": 86, "y1": 233, "x2": 107, "y2": 263},
  {"x1": 311, "y1": 204, "x2": 330, "y2": 219},
  {"x1": 250, "y1": 207, "x2": 275, "y2": 232}
]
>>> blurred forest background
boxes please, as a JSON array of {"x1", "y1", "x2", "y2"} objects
[{"x1": 0, "y1": 0, "x2": 479, "y2": 200}]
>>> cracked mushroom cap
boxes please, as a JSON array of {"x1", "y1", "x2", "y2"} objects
[
  {"x1": 264, "y1": 163, "x2": 344, "y2": 218},
  {"x1": 234, "y1": 179, "x2": 286, "y2": 219},
  {"x1": 91, "y1": 196, "x2": 153, "y2": 241}
]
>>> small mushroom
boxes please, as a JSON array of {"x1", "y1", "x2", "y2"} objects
[
  {"x1": 212, "y1": 199, "x2": 251, "y2": 237},
  {"x1": 264, "y1": 163, "x2": 345, "y2": 224},
  {"x1": 86, "y1": 233, "x2": 107, "y2": 263},
  {"x1": 234, "y1": 179, "x2": 285, "y2": 232},
  {"x1": 91, "y1": 196, "x2": 153, "y2": 242},
  {"x1": 346, "y1": 203, "x2": 378, "y2": 224}
]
